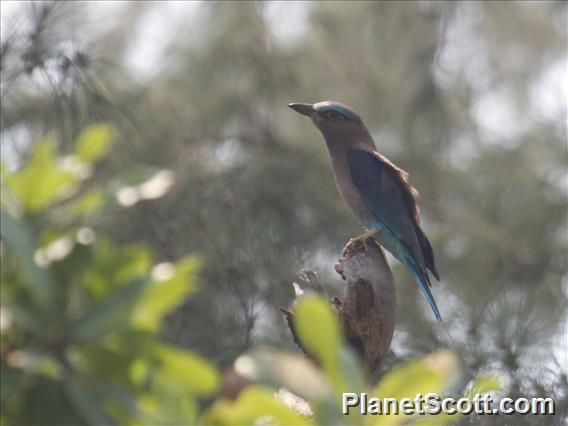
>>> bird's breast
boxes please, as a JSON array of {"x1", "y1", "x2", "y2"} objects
[{"x1": 329, "y1": 150, "x2": 377, "y2": 229}]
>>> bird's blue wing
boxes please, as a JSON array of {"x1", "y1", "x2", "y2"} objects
[
  {"x1": 346, "y1": 149, "x2": 421, "y2": 252},
  {"x1": 347, "y1": 149, "x2": 441, "y2": 320},
  {"x1": 346, "y1": 148, "x2": 439, "y2": 278}
]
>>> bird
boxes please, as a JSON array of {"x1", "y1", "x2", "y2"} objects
[{"x1": 288, "y1": 101, "x2": 442, "y2": 321}]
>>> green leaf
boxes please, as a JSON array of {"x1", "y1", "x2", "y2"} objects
[
  {"x1": 6, "y1": 351, "x2": 61, "y2": 380},
  {"x1": 0, "y1": 366, "x2": 25, "y2": 405},
  {"x1": 0, "y1": 208, "x2": 55, "y2": 317},
  {"x1": 406, "y1": 374, "x2": 503, "y2": 426},
  {"x1": 152, "y1": 344, "x2": 219, "y2": 396},
  {"x1": 70, "y1": 276, "x2": 149, "y2": 342},
  {"x1": 85, "y1": 240, "x2": 152, "y2": 299},
  {"x1": 99, "y1": 382, "x2": 145, "y2": 425},
  {"x1": 131, "y1": 255, "x2": 201, "y2": 331},
  {"x1": 294, "y1": 295, "x2": 341, "y2": 368},
  {"x1": 201, "y1": 385, "x2": 311, "y2": 426},
  {"x1": 5, "y1": 140, "x2": 76, "y2": 212},
  {"x1": 339, "y1": 346, "x2": 365, "y2": 396},
  {"x1": 138, "y1": 383, "x2": 198, "y2": 424},
  {"x1": 70, "y1": 190, "x2": 106, "y2": 217},
  {"x1": 10, "y1": 377, "x2": 87, "y2": 425},
  {"x1": 0, "y1": 301, "x2": 43, "y2": 333},
  {"x1": 374, "y1": 349, "x2": 458, "y2": 400},
  {"x1": 236, "y1": 349, "x2": 330, "y2": 401},
  {"x1": 371, "y1": 349, "x2": 459, "y2": 426},
  {"x1": 465, "y1": 374, "x2": 501, "y2": 398},
  {"x1": 294, "y1": 295, "x2": 344, "y2": 389},
  {"x1": 75, "y1": 124, "x2": 114, "y2": 163},
  {"x1": 63, "y1": 375, "x2": 114, "y2": 425}
]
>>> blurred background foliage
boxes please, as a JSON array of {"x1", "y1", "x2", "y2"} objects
[
  {"x1": 1, "y1": 1, "x2": 566, "y2": 425},
  {"x1": 1, "y1": 125, "x2": 219, "y2": 424}
]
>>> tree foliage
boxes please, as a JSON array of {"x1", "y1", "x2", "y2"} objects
[{"x1": 1, "y1": 131, "x2": 501, "y2": 424}]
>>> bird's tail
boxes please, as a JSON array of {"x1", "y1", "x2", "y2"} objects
[{"x1": 403, "y1": 253, "x2": 442, "y2": 322}]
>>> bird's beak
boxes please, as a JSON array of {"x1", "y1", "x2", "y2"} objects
[{"x1": 288, "y1": 103, "x2": 315, "y2": 118}]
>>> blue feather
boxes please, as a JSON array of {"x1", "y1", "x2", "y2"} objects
[
  {"x1": 316, "y1": 104, "x2": 362, "y2": 122},
  {"x1": 347, "y1": 149, "x2": 442, "y2": 321},
  {"x1": 403, "y1": 254, "x2": 442, "y2": 322}
]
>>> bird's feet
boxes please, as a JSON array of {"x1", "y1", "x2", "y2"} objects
[{"x1": 349, "y1": 229, "x2": 379, "y2": 250}]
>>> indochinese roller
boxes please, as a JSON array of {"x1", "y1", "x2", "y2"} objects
[{"x1": 289, "y1": 101, "x2": 442, "y2": 321}]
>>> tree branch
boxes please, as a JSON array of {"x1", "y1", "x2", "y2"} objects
[{"x1": 282, "y1": 238, "x2": 396, "y2": 381}]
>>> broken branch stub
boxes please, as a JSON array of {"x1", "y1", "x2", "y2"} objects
[{"x1": 282, "y1": 238, "x2": 396, "y2": 379}]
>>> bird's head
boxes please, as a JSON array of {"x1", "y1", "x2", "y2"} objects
[{"x1": 288, "y1": 101, "x2": 371, "y2": 144}]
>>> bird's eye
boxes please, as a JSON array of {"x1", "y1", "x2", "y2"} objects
[{"x1": 323, "y1": 110, "x2": 342, "y2": 121}]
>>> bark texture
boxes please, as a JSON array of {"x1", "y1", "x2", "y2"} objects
[{"x1": 282, "y1": 238, "x2": 396, "y2": 380}]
